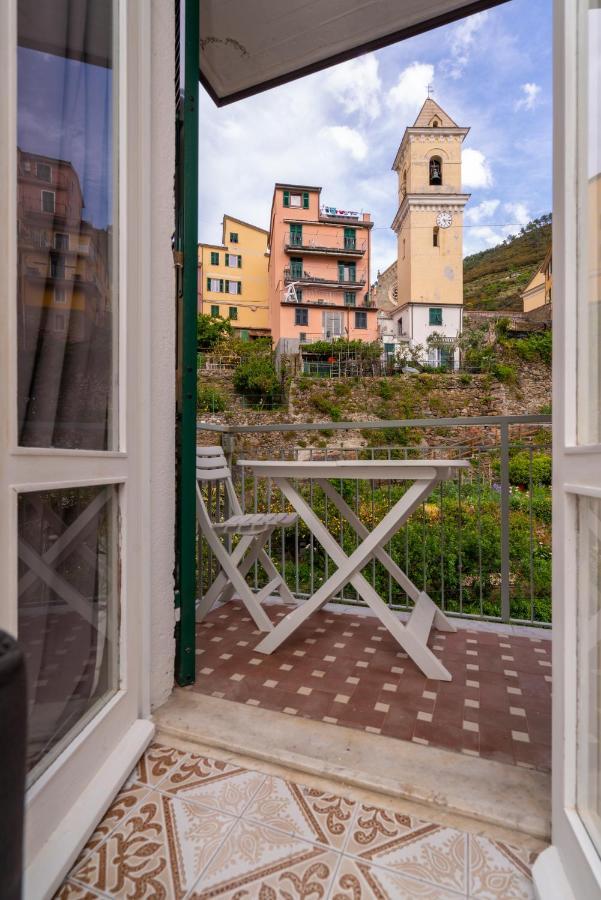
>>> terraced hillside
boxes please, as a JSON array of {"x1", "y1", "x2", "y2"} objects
[{"x1": 463, "y1": 214, "x2": 551, "y2": 311}]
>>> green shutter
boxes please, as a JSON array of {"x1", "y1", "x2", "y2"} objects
[
  {"x1": 344, "y1": 228, "x2": 356, "y2": 250},
  {"x1": 237, "y1": 256, "x2": 242, "y2": 268},
  {"x1": 229, "y1": 306, "x2": 238, "y2": 320},
  {"x1": 283, "y1": 190, "x2": 290, "y2": 207},
  {"x1": 338, "y1": 262, "x2": 345, "y2": 282},
  {"x1": 429, "y1": 307, "x2": 442, "y2": 326},
  {"x1": 219, "y1": 279, "x2": 224, "y2": 292},
  {"x1": 210, "y1": 251, "x2": 219, "y2": 265},
  {"x1": 206, "y1": 277, "x2": 210, "y2": 291},
  {"x1": 240, "y1": 329, "x2": 249, "y2": 341},
  {"x1": 302, "y1": 191, "x2": 309, "y2": 209},
  {"x1": 237, "y1": 282, "x2": 242, "y2": 295},
  {"x1": 211, "y1": 304, "x2": 219, "y2": 317},
  {"x1": 349, "y1": 263, "x2": 356, "y2": 282}
]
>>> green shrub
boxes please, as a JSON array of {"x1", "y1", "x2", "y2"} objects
[
  {"x1": 376, "y1": 380, "x2": 394, "y2": 401},
  {"x1": 311, "y1": 393, "x2": 342, "y2": 421},
  {"x1": 197, "y1": 384, "x2": 227, "y2": 412},
  {"x1": 459, "y1": 373, "x2": 472, "y2": 385},
  {"x1": 196, "y1": 314, "x2": 232, "y2": 350},
  {"x1": 507, "y1": 331, "x2": 552, "y2": 364},
  {"x1": 492, "y1": 363, "x2": 517, "y2": 383},
  {"x1": 233, "y1": 356, "x2": 281, "y2": 404},
  {"x1": 508, "y1": 451, "x2": 552, "y2": 486}
]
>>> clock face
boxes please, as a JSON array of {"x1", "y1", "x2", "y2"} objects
[{"x1": 436, "y1": 211, "x2": 453, "y2": 229}]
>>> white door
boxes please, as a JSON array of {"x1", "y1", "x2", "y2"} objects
[
  {"x1": 0, "y1": 2, "x2": 153, "y2": 896},
  {"x1": 534, "y1": 2, "x2": 601, "y2": 896}
]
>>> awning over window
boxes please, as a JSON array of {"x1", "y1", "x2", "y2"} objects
[{"x1": 199, "y1": 0, "x2": 508, "y2": 105}]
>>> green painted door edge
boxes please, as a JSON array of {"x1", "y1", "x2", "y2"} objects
[{"x1": 175, "y1": 0, "x2": 199, "y2": 686}]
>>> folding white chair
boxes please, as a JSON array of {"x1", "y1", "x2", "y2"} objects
[{"x1": 196, "y1": 446, "x2": 298, "y2": 631}]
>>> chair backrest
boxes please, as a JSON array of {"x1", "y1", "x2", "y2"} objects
[
  {"x1": 196, "y1": 445, "x2": 230, "y2": 482},
  {"x1": 196, "y1": 446, "x2": 242, "y2": 523}
]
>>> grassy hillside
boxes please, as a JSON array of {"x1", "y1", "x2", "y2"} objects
[{"x1": 463, "y1": 214, "x2": 551, "y2": 311}]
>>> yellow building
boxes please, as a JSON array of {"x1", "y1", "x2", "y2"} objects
[
  {"x1": 198, "y1": 214, "x2": 270, "y2": 340},
  {"x1": 390, "y1": 98, "x2": 470, "y2": 367},
  {"x1": 522, "y1": 246, "x2": 552, "y2": 312}
]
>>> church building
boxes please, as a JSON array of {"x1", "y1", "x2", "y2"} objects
[{"x1": 388, "y1": 97, "x2": 470, "y2": 367}]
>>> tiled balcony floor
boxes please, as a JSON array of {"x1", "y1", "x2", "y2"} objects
[
  {"x1": 192, "y1": 601, "x2": 551, "y2": 772},
  {"x1": 56, "y1": 741, "x2": 541, "y2": 899}
]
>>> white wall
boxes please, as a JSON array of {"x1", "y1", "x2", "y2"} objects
[
  {"x1": 409, "y1": 303, "x2": 462, "y2": 348},
  {"x1": 149, "y1": 0, "x2": 176, "y2": 710}
]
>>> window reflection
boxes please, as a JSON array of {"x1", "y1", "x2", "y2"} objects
[{"x1": 17, "y1": 2, "x2": 116, "y2": 449}]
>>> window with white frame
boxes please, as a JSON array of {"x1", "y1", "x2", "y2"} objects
[
  {"x1": 226, "y1": 253, "x2": 241, "y2": 268},
  {"x1": 228, "y1": 280, "x2": 241, "y2": 295},
  {"x1": 41, "y1": 190, "x2": 55, "y2": 213},
  {"x1": 209, "y1": 277, "x2": 221, "y2": 292},
  {"x1": 54, "y1": 287, "x2": 67, "y2": 305},
  {"x1": 290, "y1": 193, "x2": 302, "y2": 207}
]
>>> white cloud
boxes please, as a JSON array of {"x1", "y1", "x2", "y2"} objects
[
  {"x1": 387, "y1": 63, "x2": 434, "y2": 119},
  {"x1": 441, "y1": 12, "x2": 489, "y2": 79},
  {"x1": 464, "y1": 199, "x2": 500, "y2": 224},
  {"x1": 462, "y1": 148, "x2": 493, "y2": 189},
  {"x1": 504, "y1": 202, "x2": 530, "y2": 226},
  {"x1": 515, "y1": 82, "x2": 541, "y2": 111},
  {"x1": 325, "y1": 54, "x2": 382, "y2": 121},
  {"x1": 320, "y1": 125, "x2": 368, "y2": 161}
]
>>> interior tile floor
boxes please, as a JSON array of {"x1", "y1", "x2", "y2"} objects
[
  {"x1": 56, "y1": 741, "x2": 541, "y2": 899},
  {"x1": 192, "y1": 601, "x2": 551, "y2": 771}
]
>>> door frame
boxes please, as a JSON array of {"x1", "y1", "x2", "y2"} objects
[
  {"x1": 533, "y1": 1, "x2": 601, "y2": 896},
  {"x1": 0, "y1": 1, "x2": 154, "y2": 895}
]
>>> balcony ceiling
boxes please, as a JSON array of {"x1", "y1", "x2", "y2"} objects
[{"x1": 199, "y1": 0, "x2": 509, "y2": 105}]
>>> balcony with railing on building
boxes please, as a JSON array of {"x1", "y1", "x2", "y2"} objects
[
  {"x1": 282, "y1": 285, "x2": 375, "y2": 309},
  {"x1": 284, "y1": 229, "x2": 366, "y2": 256},
  {"x1": 283, "y1": 262, "x2": 367, "y2": 288}
]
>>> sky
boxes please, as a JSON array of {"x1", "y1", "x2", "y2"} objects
[{"x1": 198, "y1": 0, "x2": 552, "y2": 279}]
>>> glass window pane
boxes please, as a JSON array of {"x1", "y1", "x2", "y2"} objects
[
  {"x1": 578, "y1": 2, "x2": 601, "y2": 443},
  {"x1": 18, "y1": 485, "x2": 119, "y2": 783},
  {"x1": 577, "y1": 495, "x2": 601, "y2": 852},
  {"x1": 17, "y1": 1, "x2": 117, "y2": 449}
]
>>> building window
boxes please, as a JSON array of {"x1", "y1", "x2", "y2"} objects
[
  {"x1": 402, "y1": 169, "x2": 407, "y2": 195},
  {"x1": 41, "y1": 190, "x2": 55, "y2": 213},
  {"x1": 295, "y1": 307, "x2": 308, "y2": 326},
  {"x1": 402, "y1": 238, "x2": 406, "y2": 260},
  {"x1": 344, "y1": 292, "x2": 356, "y2": 306},
  {"x1": 344, "y1": 228, "x2": 356, "y2": 250},
  {"x1": 54, "y1": 232, "x2": 69, "y2": 251},
  {"x1": 284, "y1": 190, "x2": 309, "y2": 209},
  {"x1": 230, "y1": 232, "x2": 238, "y2": 243},
  {"x1": 323, "y1": 311, "x2": 343, "y2": 338},
  {"x1": 429, "y1": 156, "x2": 442, "y2": 186},
  {"x1": 208, "y1": 277, "x2": 222, "y2": 292},
  {"x1": 210, "y1": 251, "x2": 219, "y2": 265},
  {"x1": 211, "y1": 304, "x2": 219, "y2": 317},
  {"x1": 227, "y1": 280, "x2": 241, "y2": 295},
  {"x1": 36, "y1": 162, "x2": 51, "y2": 182},
  {"x1": 338, "y1": 262, "x2": 357, "y2": 283},
  {"x1": 299, "y1": 332, "x2": 307, "y2": 343},
  {"x1": 229, "y1": 307, "x2": 238, "y2": 320},
  {"x1": 295, "y1": 288, "x2": 303, "y2": 301},
  {"x1": 398, "y1": 317, "x2": 404, "y2": 335},
  {"x1": 226, "y1": 253, "x2": 241, "y2": 268},
  {"x1": 54, "y1": 312, "x2": 66, "y2": 333},
  {"x1": 290, "y1": 257, "x2": 303, "y2": 279},
  {"x1": 355, "y1": 310, "x2": 368, "y2": 329},
  {"x1": 54, "y1": 287, "x2": 67, "y2": 305},
  {"x1": 429, "y1": 307, "x2": 443, "y2": 326},
  {"x1": 50, "y1": 255, "x2": 65, "y2": 279},
  {"x1": 290, "y1": 223, "x2": 302, "y2": 246},
  {"x1": 433, "y1": 226, "x2": 440, "y2": 248},
  {"x1": 290, "y1": 193, "x2": 302, "y2": 207}
]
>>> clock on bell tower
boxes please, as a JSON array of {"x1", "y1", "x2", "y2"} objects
[{"x1": 390, "y1": 97, "x2": 471, "y2": 365}]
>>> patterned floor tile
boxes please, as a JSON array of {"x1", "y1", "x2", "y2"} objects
[
  {"x1": 331, "y1": 855, "x2": 465, "y2": 899},
  {"x1": 158, "y1": 753, "x2": 265, "y2": 816},
  {"x1": 78, "y1": 781, "x2": 150, "y2": 858},
  {"x1": 244, "y1": 775, "x2": 356, "y2": 850},
  {"x1": 71, "y1": 789, "x2": 235, "y2": 898},
  {"x1": 53, "y1": 882, "x2": 104, "y2": 900},
  {"x1": 189, "y1": 819, "x2": 338, "y2": 899},
  {"x1": 468, "y1": 835, "x2": 535, "y2": 899},
  {"x1": 345, "y1": 804, "x2": 468, "y2": 894},
  {"x1": 133, "y1": 741, "x2": 187, "y2": 787}
]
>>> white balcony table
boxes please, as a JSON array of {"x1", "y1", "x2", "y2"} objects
[{"x1": 238, "y1": 458, "x2": 470, "y2": 681}]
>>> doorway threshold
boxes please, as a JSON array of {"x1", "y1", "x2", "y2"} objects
[{"x1": 153, "y1": 688, "x2": 550, "y2": 842}]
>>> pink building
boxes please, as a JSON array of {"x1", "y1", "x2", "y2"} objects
[{"x1": 268, "y1": 183, "x2": 376, "y2": 352}]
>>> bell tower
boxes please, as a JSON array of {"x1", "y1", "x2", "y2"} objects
[{"x1": 390, "y1": 98, "x2": 470, "y2": 364}]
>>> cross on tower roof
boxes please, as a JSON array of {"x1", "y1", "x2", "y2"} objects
[{"x1": 427, "y1": 84, "x2": 434, "y2": 98}]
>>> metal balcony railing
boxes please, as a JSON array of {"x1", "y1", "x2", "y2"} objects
[
  {"x1": 284, "y1": 267, "x2": 367, "y2": 287},
  {"x1": 284, "y1": 232, "x2": 366, "y2": 255},
  {"x1": 196, "y1": 415, "x2": 552, "y2": 627}
]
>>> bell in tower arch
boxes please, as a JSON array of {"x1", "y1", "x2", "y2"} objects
[{"x1": 429, "y1": 156, "x2": 442, "y2": 186}]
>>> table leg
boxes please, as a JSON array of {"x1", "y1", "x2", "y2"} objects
[
  {"x1": 254, "y1": 477, "x2": 451, "y2": 680},
  {"x1": 318, "y1": 479, "x2": 456, "y2": 634}
]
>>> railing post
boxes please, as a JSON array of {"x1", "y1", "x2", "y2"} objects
[{"x1": 500, "y1": 422, "x2": 511, "y2": 622}]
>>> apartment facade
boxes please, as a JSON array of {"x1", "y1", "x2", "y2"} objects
[
  {"x1": 268, "y1": 183, "x2": 375, "y2": 353},
  {"x1": 523, "y1": 246, "x2": 553, "y2": 313},
  {"x1": 198, "y1": 215, "x2": 270, "y2": 340}
]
